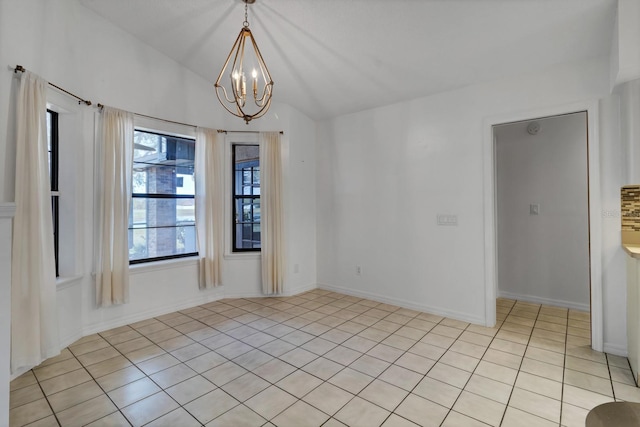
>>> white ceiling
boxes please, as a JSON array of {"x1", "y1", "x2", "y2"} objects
[{"x1": 79, "y1": 0, "x2": 617, "y2": 121}]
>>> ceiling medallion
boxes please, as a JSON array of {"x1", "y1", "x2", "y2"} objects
[{"x1": 215, "y1": 0, "x2": 273, "y2": 124}]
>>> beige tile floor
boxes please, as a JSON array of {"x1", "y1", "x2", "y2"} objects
[{"x1": 9, "y1": 290, "x2": 639, "y2": 426}]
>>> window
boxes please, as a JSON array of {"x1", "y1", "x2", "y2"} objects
[
  {"x1": 233, "y1": 144, "x2": 261, "y2": 251},
  {"x1": 46, "y1": 110, "x2": 59, "y2": 276},
  {"x1": 129, "y1": 130, "x2": 197, "y2": 263}
]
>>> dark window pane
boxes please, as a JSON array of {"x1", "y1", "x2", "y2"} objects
[
  {"x1": 46, "y1": 110, "x2": 59, "y2": 276},
  {"x1": 129, "y1": 129, "x2": 197, "y2": 263},
  {"x1": 232, "y1": 144, "x2": 261, "y2": 252}
]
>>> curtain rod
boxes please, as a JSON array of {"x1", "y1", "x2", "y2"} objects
[
  {"x1": 97, "y1": 104, "x2": 284, "y2": 134},
  {"x1": 12, "y1": 66, "x2": 284, "y2": 134},
  {"x1": 13, "y1": 65, "x2": 92, "y2": 106},
  {"x1": 97, "y1": 103, "x2": 198, "y2": 129},
  {"x1": 218, "y1": 130, "x2": 284, "y2": 135}
]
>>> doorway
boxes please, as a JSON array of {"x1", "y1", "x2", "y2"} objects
[
  {"x1": 495, "y1": 112, "x2": 590, "y2": 317},
  {"x1": 482, "y1": 102, "x2": 602, "y2": 352}
]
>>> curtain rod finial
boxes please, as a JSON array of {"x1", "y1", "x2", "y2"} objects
[{"x1": 14, "y1": 65, "x2": 25, "y2": 73}]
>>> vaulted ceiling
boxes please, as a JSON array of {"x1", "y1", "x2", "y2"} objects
[{"x1": 80, "y1": 0, "x2": 617, "y2": 121}]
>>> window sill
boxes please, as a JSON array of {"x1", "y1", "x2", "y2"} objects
[
  {"x1": 129, "y1": 256, "x2": 200, "y2": 275},
  {"x1": 224, "y1": 251, "x2": 261, "y2": 261},
  {"x1": 56, "y1": 276, "x2": 82, "y2": 291}
]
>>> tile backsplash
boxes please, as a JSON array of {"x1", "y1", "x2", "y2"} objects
[{"x1": 622, "y1": 185, "x2": 640, "y2": 232}]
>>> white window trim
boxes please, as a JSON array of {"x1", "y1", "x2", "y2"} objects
[
  {"x1": 134, "y1": 116, "x2": 196, "y2": 140},
  {"x1": 224, "y1": 133, "x2": 262, "y2": 259},
  {"x1": 129, "y1": 255, "x2": 199, "y2": 275},
  {"x1": 128, "y1": 121, "x2": 198, "y2": 265},
  {"x1": 47, "y1": 89, "x2": 83, "y2": 279}
]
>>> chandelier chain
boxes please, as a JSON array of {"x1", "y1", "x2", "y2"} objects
[{"x1": 243, "y1": 2, "x2": 249, "y2": 27}]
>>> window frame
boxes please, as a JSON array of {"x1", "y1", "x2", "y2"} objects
[
  {"x1": 129, "y1": 128, "x2": 198, "y2": 265},
  {"x1": 47, "y1": 109, "x2": 60, "y2": 276},
  {"x1": 232, "y1": 143, "x2": 261, "y2": 252}
]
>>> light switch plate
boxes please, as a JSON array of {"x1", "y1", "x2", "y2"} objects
[{"x1": 437, "y1": 214, "x2": 458, "y2": 226}]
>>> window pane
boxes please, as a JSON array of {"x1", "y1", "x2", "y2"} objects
[
  {"x1": 233, "y1": 144, "x2": 260, "y2": 251},
  {"x1": 176, "y1": 198, "x2": 195, "y2": 223},
  {"x1": 132, "y1": 170, "x2": 147, "y2": 193},
  {"x1": 130, "y1": 197, "x2": 196, "y2": 229},
  {"x1": 46, "y1": 110, "x2": 59, "y2": 276},
  {"x1": 129, "y1": 228, "x2": 149, "y2": 261},
  {"x1": 252, "y1": 223, "x2": 261, "y2": 248},
  {"x1": 131, "y1": 198, "x2": 147, "y2": 227},
  {"x1": 132, "y1": 164, "x2": 194, "y2": 196},
  {"x1": 130, "y1": 129, "x2": 197, "y2": 263}
]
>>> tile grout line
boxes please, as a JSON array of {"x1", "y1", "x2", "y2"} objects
[
  {"x1": 559, "y1": 304, "x2": 570, "y2": 427},
  {"x1": 16, "y1": 294, "x2": 492, "y2": 426},
  {"x1": 79, "y1": 332, "x2": 160, "y2": 426},
  {"x1": 173, "y1": 293, "x2": 404, "y2": 424},
  {"x1": 371, "y1": 314, "x2": 467, "y2": 427},
  {"x1": 31, "y1": 365, "x2": 62, "y2": 426},
  {"x1": 250, "y1": 293, "x2": 420, "y2": 424},
  {"x1": 10, "y1": 291, "x2": 604, "y2": 427},
  {"x1": 433, "y1": 318, "x2": 503, "y2": 427},
  {"x1": 497, "y1": 300, "x2": 542, "y2": 427},
  {"x1": 278, "y1": 296, "x2": 426, "y2": 425}
]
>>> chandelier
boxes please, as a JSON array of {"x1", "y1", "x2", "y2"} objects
[{"x1": 215, "y1": 0, "x2": 273, "y2": 124}]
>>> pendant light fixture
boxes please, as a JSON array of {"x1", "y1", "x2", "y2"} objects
[{"x1": 215, "y1": 0, "x2": 273, "y2": 124}]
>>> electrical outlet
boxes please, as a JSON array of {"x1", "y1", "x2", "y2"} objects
[
  {"x1": 356, "y1": 265, "x2": 362, "y2": 275},
  {"x1": 530, "y1": 204, "x2": 540, "y2": 215},
  {"x1": 437, "y1": 214, "x2": 458, "y2": 226}
]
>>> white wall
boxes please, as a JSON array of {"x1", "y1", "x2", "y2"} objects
[
  {"x1": 599, "y1": 91, "x2": 627, "y2": 356},
  {"x1": 0, "y1": 0, "x2": 317, "y2": 366},
  {"x1": 610, "y1": 0, "x2": 640, "y2": 89},
  {"x1": 620, "y1": 80, "x2": 640, "y2": 184},
  {"x1": 0, "y1": 204, "x2": 16, "y2": 427},
  {"x1": 317, "y1": 56, "x2": 627, "y2": 351},
  {"x1": 495, "y1": 113, "x2": 590, "y2": 310}
]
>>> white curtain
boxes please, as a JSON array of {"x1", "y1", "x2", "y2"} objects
[
  {"x1": 260, "y1": 132, "x2": 285, "y2": 295},
  {"x1": 95, "y1": 107, "x2": 134, "y2": 307},
  {"x1": 11, "y1": 71, "x2": 60, "y2": 373},
  {"x1": 195, "y1": 128, "x2": 224, "y2": 289}
]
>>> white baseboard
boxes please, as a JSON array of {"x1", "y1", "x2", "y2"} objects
[
  {"x1": 604, "y1": 342, "x2": 628, "y2": 357},
  {"x1": 82, "y1": 287, "x2": 226, "y2": 337},
  {"x1": 497, "y1": 290, "x2": 590, "y2": 312},
  {"x1": 318, "y1": 283, "x2": 485, "y2": 325},
  {"x1": 59, "y1": 331, "x2": 84, "y2": 351},
  {"x1": 81, "y1": 283, "x2": 319, "y2": 337},
  {"x1": 285, "y1": 283, "x2": 318, "y2": 296},
  {"x1": 223, "y1": 283, "x2": 318, "y2": 300}
]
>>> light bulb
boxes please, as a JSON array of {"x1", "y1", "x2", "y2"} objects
[{"x1": 252, "y1": 69, "x2": 258, "y2": 96}]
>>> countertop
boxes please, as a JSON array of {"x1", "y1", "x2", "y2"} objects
[{"x1": 623, "y1": 244, "x2": 640, "y2": 259}]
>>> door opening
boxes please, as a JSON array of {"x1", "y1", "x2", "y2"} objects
[{"x1": 493, "y1": 111, "x2": 592, "y2": 346}]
